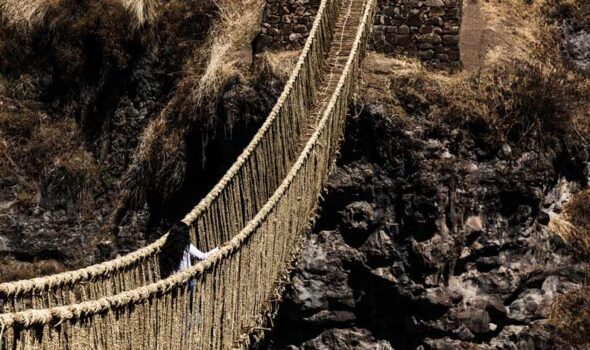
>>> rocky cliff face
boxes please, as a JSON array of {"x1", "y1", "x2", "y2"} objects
[{"x1": 263, "y1": 101, "x2": 589, "y2": 349}]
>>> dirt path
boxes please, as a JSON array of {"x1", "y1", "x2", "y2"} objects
[{"x1": 460, "y1": 0, "x2": 486, "y2": 71}]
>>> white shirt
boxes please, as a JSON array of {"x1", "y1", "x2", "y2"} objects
[{"x1": 178, "y1": 244, "x2": 219, "y2": 272}]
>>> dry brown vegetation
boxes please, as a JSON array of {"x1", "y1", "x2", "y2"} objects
[
  {"x1": 550, "y1": 190, "x2": 590, "y2": 257},
  {"x1": 358, "y1": 1, "x2": 590, "y2": 346},
  {"x1": 0, "y1": 97, "x2": 98, "y2": 211},
  {"x1": 0, "y1": 0, "x2": 249, "y2": 271},
  {"x1": 0, "y1": 0, "x2": 161, "y2": 30},
  {"x1": 565, "y1": 190, "x2": 590, "y2": 231},
  {"x1": 361, "y1": 56, "x2": 589, "y2": 154},
  {"x1": 550, "y1": 286, "x2": 590, "y2": 346},
  {"x1": 256, "y1": 51, "x2": 300, "y2": 82},
  {"x1": 109, "y1": 0, "x2": 266, "y2": 234},
  {"x1": 0, "y1": 257, "x2": 67, "y2": 282},
  {"x1": 0, "y1": 0, "x2": 218, "y2": 218},
  {"x1": 359, "y1": 0, "x2": 589, "y2": 156},
  {"x1": 0, "y1": 0, "x2": 61, "y2": 28},
  {"x1": 119, "y1": 0, "x2": 159, "y2": 28}
]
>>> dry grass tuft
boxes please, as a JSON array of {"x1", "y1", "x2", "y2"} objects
[
  {"x1": 109, "y1": 0, "x2": 266, "y2": 233},
  {"x1": 257, "y1": 50, "x2": 300, "y2": 82},
  {"x1": 550, "y1": 190, "x2": 590, "y2": 257},
  {"x1": 478, "y1": 60, "x2": 584, "y2": 149},
  {"x1": 190, "y1": 0, "x2": 265, "y2": 105},
  {"x1": 478, "y1": 0, "x2": 544, "y2": 63},
  {"x1": 361, "y1": 55, "x2": 586, "y2": 152},
  {"x1": 549, "y1": 216, "x2": 586, "y2": 255},
  {"x1": 549, "y1": 287, "x2": 590, "y2": 346},
  {"x1": 358, "y1": 54, "x2": 428, "y2": 117},
  {"x1": 565, "y1": 190, "x2": 590, "y2": 230},
  {"x1": 119, "y1": 0, "x2": 160, "y2": 29},
  {"x1": 0, "y1": 0, "x2": 61, "y2": 29},
  {"x1": 0, "y1": 258, "x2": 68, "y2": 282},
  {"x1": 1, "y1": 0, "x2": 161, "y2": 31},
  {"x1": 0, "y1": 99, "x2": 98, "y2": 210},
  {"x1": 359, "y1": 0, "x2": 590, "y2": 154}
]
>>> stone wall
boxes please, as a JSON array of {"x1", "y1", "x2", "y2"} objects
[
  {"x1": 372, "y1": 0, "x2": 462, "y2": 69},
  {"x1": 257, "y1": 0, "x2": 463, "y2": 69},
  {"x1": 257, "y1": 0, "x2": 321, "y2": 50}
]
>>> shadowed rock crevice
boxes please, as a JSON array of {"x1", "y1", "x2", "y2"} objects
[{"x1": 262, "y1": 100, "x2": 589, "y2": 349}]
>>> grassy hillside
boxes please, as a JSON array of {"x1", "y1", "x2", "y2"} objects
[{"x1": 0, "y1": 0, "x2": 271, "y2": 279}]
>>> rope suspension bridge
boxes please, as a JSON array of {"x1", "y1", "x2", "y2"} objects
[{"x1": 0, "y1": 0, "x2": 376, "y2": 346}]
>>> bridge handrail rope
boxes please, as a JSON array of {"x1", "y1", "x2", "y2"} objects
[
  {"x1": 0, "y1": 0, "x2": 376, "y2": 346},
  {"x1": 0, "y1": 0, "x2": 342, "y2": 313}
]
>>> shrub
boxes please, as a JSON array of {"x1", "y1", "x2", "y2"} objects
[
  {"x1": 0, "y1": 0, "x2": 60, "y2": 29},
  {"x1": 40, "y1": 148, "x2": 99, "y2": 214},
  {"x1": 548, "y1": 190, "x2": 590, "y2": 259},
  {"x1": 550, "y1": 287, "x2": 590, "y2": 346},
  {"x1": 119, "y1": 0, "x2": 159, "y2": 29},
  {"x1": 540, "y1": 0, "x2": 590, "y2": 26},
  {"x1": 381, "y1": 56, "x2": 583, "y2": 155},
  {"x1": 0, "y1": 258, "x2": 68, "y2": 282},
  {"x1": 480, "y1": 60, "x2": 577, "y2": 151}
]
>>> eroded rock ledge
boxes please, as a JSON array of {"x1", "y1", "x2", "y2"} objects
[{"x1": 263, "y1": 103, "x2": 589, "y2": 349}]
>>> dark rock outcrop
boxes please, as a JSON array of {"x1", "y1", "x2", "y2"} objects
[{"x1": 263, "y1": 102, "x2": 588, "y2": 349}]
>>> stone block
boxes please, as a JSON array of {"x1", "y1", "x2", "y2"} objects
[
  {"x1": 447, "y1": 7, "x2": 460, "y2": 18},
  {"x1": 442, "y1": 34, "x2": 459, "y2": 44},
  {"x1": 385, "y1": 26, "x2": 397, "y2": 34},
  {"x1": 295, "y1": 6, "x2": 306, "y2": 15},
  {"x1": 429, "y1": 6, "x2": 445, "y2": 16},
  {"x1": 419, "y1": 25, "x2": 433, "y2": 34},
  {"x1": 408, "y1": 14, "x2": 422, "y2": 26},
  {"x1": 257, "y1": 34, "x2": 274, "y2": 49},
  {"x1": 448, "y1": 50, "x2": 460, "y2": 60},
  {"x1": 266, "y1": 14, "x2": 280, "y2": 24},
  {"x1": 383, "y1": 6, "x2": 398, "y2": 17},
  {"x1": 280, "y1": 23, "x2": 293, "y2": 34},
  {"x1": 293, "y1": 24, "x2": 308, "y2": 33},
  {"x1": 417, "y1": 49, "x2": 435, "y2": 59},
  {"x1": 289, "y1": 33, "x2": 303, "y2": 42},
  {"x1": 445, "y1": 26, "x2": 459, "y2": 35},
  {"x1": 417, "y1": 33, "x2": 442, "y2": 44},
  {"x1": 385, "y1": 31, "x2": 397, "y2": 45},
  {"x1": 430, "y1": 16, "x2": 443, "y2": 26},
  {"x1": 395, "y1": 34, "x2": 413, "y2": 46}
]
